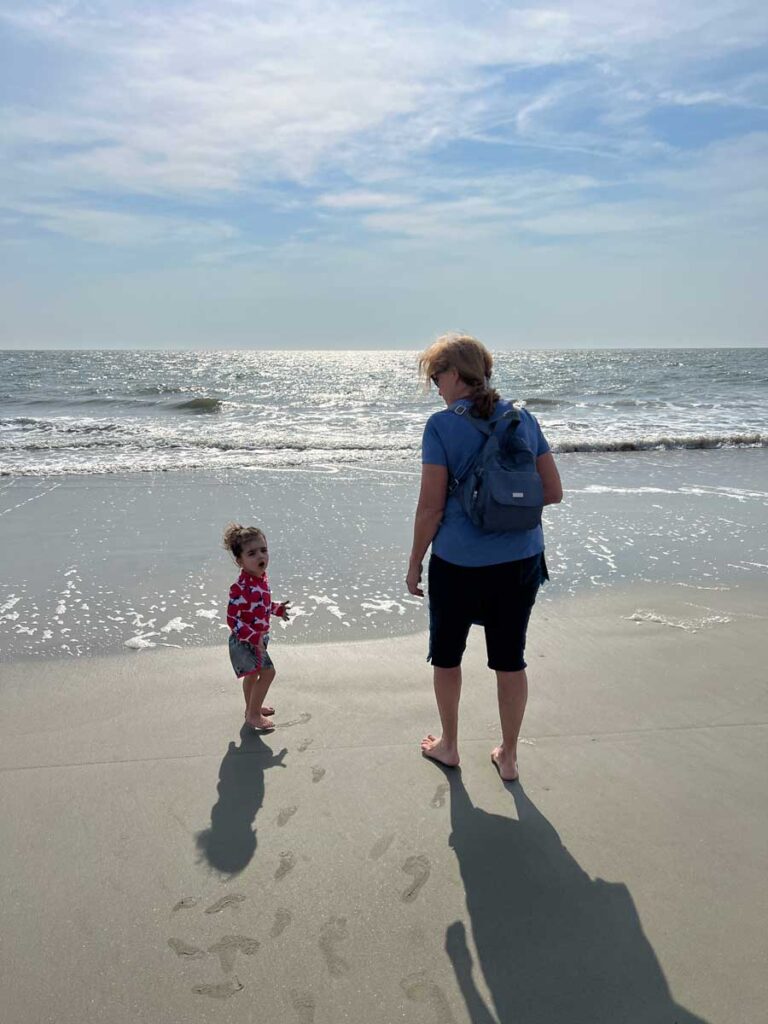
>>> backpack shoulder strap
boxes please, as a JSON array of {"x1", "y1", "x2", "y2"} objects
[{"x1": 451, "y1": 403, "x2": 494, "y2": 436}]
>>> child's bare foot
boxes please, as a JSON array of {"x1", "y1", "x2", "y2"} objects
[
  {"x1": 491, "y1": 745, "x2": 518, "y2": 781},
  {"x1": 246, "y1": 714, "x2": 275, "y2": 733},
  {"x1": 420, "y1": 734, "x2": 459, "y2": 768},
  {"x1": 244, "y1": 706, "x2": 275, "y2": 720}
]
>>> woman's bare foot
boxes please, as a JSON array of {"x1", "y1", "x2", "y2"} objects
[
  {"x1": 421, "y1": 734, "x2": 459, "y2": 768},
  {"x1": 246, "y1": 714, "x2": 275, "y2": 733},
  {"x1": 491, "y1": 745, "x2": 518, "y2": 781}
]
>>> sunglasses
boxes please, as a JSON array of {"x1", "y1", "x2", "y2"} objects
[{"x1": 430, "y1": 369, "x2": 449, "y2": 386}]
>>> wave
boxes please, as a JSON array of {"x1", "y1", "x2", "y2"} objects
[
  {"x1": 0, "y1": 429, "x2": 419, "y2": 453},
  {"x1": 0, "y1": 424, "x2": 763, "y2": 461},
  {"x1": 521, "y1": 397, "x2": 564, "y2": 409},
  {"x1": 2, "y1": 393, "x2": 225, "y2": 413},
  {"x1": 132, "y1": 385, "x2": 188, "y2": 396},
  {"x1": 172, "y1": 397, "x2": 223, "y2": 413},
  {"x1": 0, "y1": 416, "x2": 121, "y2": 434},
  {"x1": 606, "y1": 398, "x2": 668, "y2": 409},
  {"x1": 552, "y1": 432, "x2": 764, "y2": 453}
]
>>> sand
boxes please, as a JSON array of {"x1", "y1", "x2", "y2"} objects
[{"x1": 1, "y1": 582, "x2": 767, "y2": 1023}]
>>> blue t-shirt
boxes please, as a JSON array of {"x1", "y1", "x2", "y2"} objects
[{"x1": 421, "y1": 398, "x2": 551, "y2": 567}]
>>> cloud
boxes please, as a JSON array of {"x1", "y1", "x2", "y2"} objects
[
  {"x1": 316, "y1": 191, "x2": 413, "y2": 210},
  {"x1": 0, "y1": 0, "x2": 766, "y2": 254},
  {"x1": 5, "y1": 201, "x2": 238, "y2": 247}
]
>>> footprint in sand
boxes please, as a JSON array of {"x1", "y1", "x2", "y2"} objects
[
  {"x1": 207, "y1": 935, "x2": 260, "y2": 973},
  {"x1": 297, "y1": 738, "x2": 313, "y2": 752},
  {"x1": 319, "y1": 916, "x2": 350, "y2": 977},
  {"x1": 171, "y1": 896, "x2": 200, "y2": 912},
  {"x1": 275, "y1": 851, "x2": 296, "y2": 881},
  {"x1": 400, "y1": 855, "x2": 431, "y2": 902},
  {"x1": 311, "y1": 766, "x2": 326, "y2": 783},
  {"x1": 275, "y1": 713, "x2": 312, "y2": 729},
  {"x1": 205, "y1": 893, "x2": 246, "y2": 914},
  {"x1": 290, "y1": 989, "x2": 316, "y2": 1023},
  {"x1": 369, "y1": 833, "x2": 395, "y2": 860},
  {"x1": 271, "y1": 907, "x2": 292, "y2": 938},
  {"x1": 430, "y1": 783, "x2": 449, "y2": 808},
  {"x1": 400, "y1": 971, "x2": 456, "y2": 1022},
  {"x1": 192, "y1": 978, "x2": 244, "y2": 999},
  {"x1": 277, "y1": 805, "x2": 298, "y2": 827},
  {"x1": 167, "y1": 938, "x2": 206, "y2": 959}
]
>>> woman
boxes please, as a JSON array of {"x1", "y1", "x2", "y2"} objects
[{"x1": 406, "y1": 333, "x2": 562, "y2": 780}]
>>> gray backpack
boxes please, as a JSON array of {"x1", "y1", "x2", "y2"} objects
[{"x1": 448, "y1": 403, "x2": 544, "y2": 532}]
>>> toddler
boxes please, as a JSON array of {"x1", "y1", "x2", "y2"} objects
[{"x1": 223, "y1": 524, "x2": 290, "y2": 732}]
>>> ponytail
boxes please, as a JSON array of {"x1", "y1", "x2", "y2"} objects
[{"x1": 470, "y1": 380, "x2": 500, "y2": 420}]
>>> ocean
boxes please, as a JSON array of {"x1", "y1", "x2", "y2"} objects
[
  {"x1": 1, "y1": 348, "x2": 767, "y2": 660},
  {"x1": 1, "y1": 349, "x2": 766, "y2": 476}
]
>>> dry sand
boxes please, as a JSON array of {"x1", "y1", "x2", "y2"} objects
[{"x1": 1, "y1": 583, "x2": 767, "y2": 1024}]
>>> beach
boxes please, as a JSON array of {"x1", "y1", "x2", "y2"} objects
[
  {"x1": 2, "y1": 348, "x2": 767, "y2": 1022},
  {"x1": 1, "y1": 582, "x2": 767, "y2": 1023}
]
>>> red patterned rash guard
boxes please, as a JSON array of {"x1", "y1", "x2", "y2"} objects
[{"x1": 227, "y1": 570, "x2": 284, "y2": 646}]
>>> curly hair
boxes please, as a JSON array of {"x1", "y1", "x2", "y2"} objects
[
  {"x1": 418, "y1": 332, "x2": 500, "y2": 419},
  {"x1": 222, "y1": 523, "x2": 266, "y2": 560}
]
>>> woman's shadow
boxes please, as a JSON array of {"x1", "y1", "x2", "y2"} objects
[
  {"x1": 443, "y1": 770, "x2": 710, "y2": 1024},
  {"x1": 195, "y1": 725, "x2": 286, "y2": 876}
]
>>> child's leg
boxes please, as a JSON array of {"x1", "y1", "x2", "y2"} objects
[
  {"x1": 245, "y1": 667, "x2": 277, "y2": 729},
  {"x1": 242, "y1": 675, "x2": 254, "y2": 714},
  {"x1": 242, "y1": 673, "x2": 275, "y2": 718}
]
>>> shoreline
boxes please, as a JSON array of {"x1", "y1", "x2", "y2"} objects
[
  {"x1": 3, "y1": 448, "x2": 768, "y2": 662},
  {"x1": 2, "y1": 574, "x2": 763, "y2": 667}
]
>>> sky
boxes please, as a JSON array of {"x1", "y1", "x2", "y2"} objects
[{"x1": 1, "y1": 0, "x2": 767, "y2": 349}]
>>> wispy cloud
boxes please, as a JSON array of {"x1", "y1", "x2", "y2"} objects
[
  {"x1": 8, "y1": 201, "x2": 238, "y2": 247},
  {"x1": 0, "y1": 1, "x2": 766, "y2": 267}
]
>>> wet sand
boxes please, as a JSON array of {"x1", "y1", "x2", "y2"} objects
[
  {"x1": 1, "y1": 583, "x2": 766, "y2": 1023},
  {"x1": 2, "y1": 448, "x2": 767, "y2": 659}
]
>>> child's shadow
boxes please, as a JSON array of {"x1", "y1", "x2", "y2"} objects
[
  {"x1": 195, "y1": 726, "x2": 286, "y2": 876},
  {"x1": 443, "y1": 770, "x2": 711, "y2": 1024}
]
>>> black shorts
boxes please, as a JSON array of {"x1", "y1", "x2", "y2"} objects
[{"x1": 427, "y1": 552, "x2": 547, "y2": 672}]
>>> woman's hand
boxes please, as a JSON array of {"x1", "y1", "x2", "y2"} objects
[
  {"x1": 406, "y1": 560, "x2": 424, "y2": 597},
  {"x1": 408, "y1": 465, "x2": 447, "y2": 598}
]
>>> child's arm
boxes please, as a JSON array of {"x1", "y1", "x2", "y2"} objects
[{"x1": 271, "y1": 600, "x2": 291, "y2": 620}]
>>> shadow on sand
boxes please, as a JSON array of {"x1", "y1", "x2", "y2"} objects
[
  {"x1": 195, "y1": 725, "x2": 286, "y2": 875},
  {"x1": 443, "y1": 770, "x2": 710, "y2": 1024}
]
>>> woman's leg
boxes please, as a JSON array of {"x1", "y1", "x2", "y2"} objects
[
  {"x1": 491, "y1": 668, "x2": 528, "y2": 781},
  {"x1": 245, "y1": 667, "x2": 277, "y2": 730},
  {"x1": 421, "y1": 665, "x2": 462, "y2": 766}
]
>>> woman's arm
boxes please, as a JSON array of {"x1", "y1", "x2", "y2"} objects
[
  {"x1": 407, "y1": 463, "x2": 448, "y2": 596},
  {"x1": 537, "y1": 452, "x2": 563, "y2": 506}
]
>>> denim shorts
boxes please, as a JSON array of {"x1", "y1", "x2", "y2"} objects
[
  {"x1": 229, "y1": 633, "x2": 274, "y2": 678},
  {"x1": 427, "y1": 552, "x2": 547, "y2": 672}
]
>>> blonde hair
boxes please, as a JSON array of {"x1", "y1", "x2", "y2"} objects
[
  {"x1": 418, "y1": 332, "x2": 500, "y2": 419},
  {"x1": 222, "y1": 523, "x2": 266, "y2": 560}
]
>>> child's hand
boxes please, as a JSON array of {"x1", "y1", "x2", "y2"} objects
[{"x1": 276, "y1": 601, "x2": 291, "y2": 621}]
